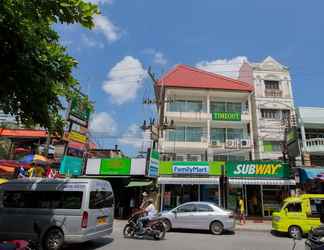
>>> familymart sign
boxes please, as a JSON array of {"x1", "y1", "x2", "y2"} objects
[{"x1": 226, "y1": 161, "x2": 289, "y2": 178}]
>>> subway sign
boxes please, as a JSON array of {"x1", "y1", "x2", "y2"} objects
[
  {"x1": 226, "y1": 161, "x2": 289, "y2": 178},
  {"x1": 212, "y1": 112, "x2": 241, "y2": 121}
]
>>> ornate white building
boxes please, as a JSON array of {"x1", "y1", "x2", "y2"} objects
[{"x1": 239, "y1": 57, "x2": 295, "y2": 160}]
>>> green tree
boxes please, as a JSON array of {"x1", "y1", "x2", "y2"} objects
[{"x1": 0, "y1": 0, "x2": 98, "y2": 133}]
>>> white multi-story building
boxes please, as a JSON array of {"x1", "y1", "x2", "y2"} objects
[
  {"x1": 157, "y1": 64, "x2": 254, "y2": 162},
  {"x1": 239, "y1": 56, "x2": 295, "y2": 160}
]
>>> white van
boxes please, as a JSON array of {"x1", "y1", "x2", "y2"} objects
[{"x1": 0, "y1": 178, "x2": 114, "y2": 250}]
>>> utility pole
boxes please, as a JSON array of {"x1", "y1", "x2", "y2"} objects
[{"x1": 141, "y1": 67, "x2": 175, "y2": 153}]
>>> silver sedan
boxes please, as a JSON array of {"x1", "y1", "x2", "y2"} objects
[{"x1": 160, "y1": 202, "x2": 235, "y2": 235}]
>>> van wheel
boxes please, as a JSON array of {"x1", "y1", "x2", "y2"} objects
[
  {"x1": 210, "y1": 221, "x2": 223, "y2": 235},
  {"x1": 288, "y1": 225, "x2": 302, "y2": 238},
  {"x1": 43, "y1": 228, "x2": 64, "y2": 250}
]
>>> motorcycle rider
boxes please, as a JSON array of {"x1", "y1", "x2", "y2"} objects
[{"x1": 137, "y1": 198, "x2": 157, "y2": 235}]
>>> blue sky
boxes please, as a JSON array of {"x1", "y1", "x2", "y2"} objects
[{"x1": 56, "y1": 0, "x2": 324, "y2": 156}]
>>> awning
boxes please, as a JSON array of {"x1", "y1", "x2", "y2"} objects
[
  {"x1": 158, "y1": 177, "x2": 220, "y2": 185},
  {"x1": 126, "y1": 181, "x2": 153, "y2": 188},
  {"x1": 299, "y1": 167, "x2": 324, "y2": 183},
  {"x1": 229, "y1": 178, "x2": 296, "y2": 185}
]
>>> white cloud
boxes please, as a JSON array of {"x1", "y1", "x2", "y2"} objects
[
  {"x1": 143, "y1": 48, "x2": 167, "y2": 65},
  {"x1": 85, "y1": 0, "x2": 113, "y2": 5},
  {"x1": 102, "y1": 56, "x2": 147, "y2": 104},
  {"x1": 195, "y1": 56, "x2": 248, "y2": 79},
  {"x1": 93, "y1": 14, "x2": 121, "y2": 43},
  {"x1": 81, "y1": 34, "x2": 104, "y2": 48},
  {"x1": 118, "y1": 124, "x2": 151, "y2": 150},
  {"x1": 89, "y1": 112, "x2": 117, "y2": 135}
]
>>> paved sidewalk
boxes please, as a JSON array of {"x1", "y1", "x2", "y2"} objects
[{"x1": 235, "y1": 220, "x2": 272, "y2": 232}]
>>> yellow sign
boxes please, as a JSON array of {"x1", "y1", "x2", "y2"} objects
[{"x1": 68, "y1": 131, "x2": 87, "y2": 143}]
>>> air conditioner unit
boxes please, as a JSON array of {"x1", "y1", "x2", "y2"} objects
[
  {"x1": 210, "y1": 140, "x2": 223, "y2": 148},
  {"x1": 226, "y1": 139, "x2": 238, "y2": 149},
  {"x1": 241, "y1": 139, "x2": 251, "y2": 148}
]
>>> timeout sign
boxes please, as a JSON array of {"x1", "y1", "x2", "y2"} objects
[{"x1": 172, "y1": 165, "x2": 209, "y2": 175}]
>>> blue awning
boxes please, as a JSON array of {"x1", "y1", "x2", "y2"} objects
[{"x1": 299, "y1": 167, "x2": 324, "y2": 183}]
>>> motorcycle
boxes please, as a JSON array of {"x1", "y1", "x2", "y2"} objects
[
  {"x1": 123, "y1": 211, "x2": 166, "y2": 240},
  {"x1": 305, "y1": 226, "x2": 324, "y2": 250}
]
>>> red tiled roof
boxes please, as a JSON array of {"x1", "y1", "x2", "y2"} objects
[
  {"x1": 0, "y1": 129, "x2": 48, "y2": 138},
  {"x1": 157, "y1": 64, "x2": 253, "y2": 92}
]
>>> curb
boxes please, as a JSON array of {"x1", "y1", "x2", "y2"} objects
[{"x1": 235, "y1": 227, "x2": 271, "y2": 233}]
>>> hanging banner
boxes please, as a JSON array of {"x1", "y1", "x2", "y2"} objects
[
  {"x1": 147, "y1": 150, "x2": 160, "y2": 177},
  {"x1": 226, "y1": 161, "x2": 289, "y2": 178}
]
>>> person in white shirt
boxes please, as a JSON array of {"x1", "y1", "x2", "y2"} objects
[{"x1": 138, "y1": 199, "x2": 157, "y2": 234}]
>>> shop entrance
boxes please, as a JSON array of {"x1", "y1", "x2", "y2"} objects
[{"x1": 246, "y1": 185, "x2": 262, "y2": 217}]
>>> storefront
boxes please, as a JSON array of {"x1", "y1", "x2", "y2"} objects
[
  {"x1": 226, "y1": 161, "x2": 296, "y2": 217},
  {"x1": 158, "y1": 161, "x2": 223, "y2": 211}
]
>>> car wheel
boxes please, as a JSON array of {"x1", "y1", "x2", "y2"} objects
[
  {"x1": 210, "y1": 221, "x2": 224, "y2": 235},
  {"x1": 288, "y1": 225, "x2": 302, "y2": 239},
  {"x1": 162, "y1": 219, "x2": 171, "y2": 232},
  {"x1": 43, "y1": 228, "x2": 64, "y2": 250}
]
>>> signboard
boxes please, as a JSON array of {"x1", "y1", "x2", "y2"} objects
[
  {"x1": 68, "y1": 131, "x2": 87, "y2": 144},
  {"x1": 100, "y1": 158, "x2": 131, "y2": 175},
  {"x1": 147, "y1": 150, "x2": 159, "y2": 177},
  {"x1": 159, "y1": 161, "x2": 223, "y2": 176},
  {"x1": 226, "y1": 161, "x2": 289, "y2": 178},
  {"x1": 212, "y1": 112, "x2": 241, "y2": 121},
  {"x1": 287, "y1": 127, "x2": 300, "y2": 157},
  {"x1": 68, "y1": 96, "x2": 91, "y2": 126},
  {"x1": 59, "y1": 156, "x2": 84, "y2": 176}
]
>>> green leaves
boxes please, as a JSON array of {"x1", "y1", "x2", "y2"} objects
[{"x1": 0, "y1": 0, "x2": 98, "y2": 133}]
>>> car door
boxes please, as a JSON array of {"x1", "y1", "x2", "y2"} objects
[
  {"x1": 194, "y1": 203, "x2": 215, "y2": 230},
  {"x1": 285, "y1": 202, "x2": 304, "y2": 230},
  {"x1": 173, "y1": 203, "x2": 197, "y2": 229}
]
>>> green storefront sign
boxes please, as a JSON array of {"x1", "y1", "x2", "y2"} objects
[
  {"x1": 159, "y1": 161, "x2": 224, "y2": 176},
  {"x1": 212, "y1": 112, "x2": 241, "y2": 121},
  {"x1": 60, "y1": 156, "x2": 84, "y2": 176},
  {"x1": 226, "y1": 161, "x2": 289, "y2": 178},
  {"x1": 100, "y1": 158, "x2": 131, "y2": 175}
]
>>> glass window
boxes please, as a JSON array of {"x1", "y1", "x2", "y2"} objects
[
  {"x1": 196, "y1": 204, "x2": 214, "y2": 212},
  {"x1": 227, "y1": 103, "x2": 242, "y2": 113},
  {"x1": 168, "y1": 100, "x2": 186, "y2": 112},
  {"x1": 186, "y1": 127, "x2": 203, "y2": 142},
  {"x1": 176, "y1": 203, "x2": 196, "y2": 213},
  {"x1": 263, "y1": 141, "x2": 282, "y2": 152},
  {"x1": 168, "y1": 127, "x2": 185, "y2": 141},
  {"x1": 89, "y1": 191, "x2": 114, "y2": 209},
  {"x1": 211, "y1": 128, "x2": 226, "y2": 143},
  {"x1": 227, "y1": 128, "x2": 243, "y2": 140},
  {"x1": 210, "y1": 102, "x2": 225, "y2": 113},
  {"x1": 309, "y1": 199, "x2": 324, "y2": 216},
  {"x1": 3, "y1": 191, "x2": 83, "y2": 209},
  {"x1": 264, "y1": 80, "x2": 279, "y2": 89},
  {"x1": 186, "y1": 101, "x2": 203, "y2": 112},
  {"x1": 286, "y1": 203, "x2": 302, "y2": 212}
]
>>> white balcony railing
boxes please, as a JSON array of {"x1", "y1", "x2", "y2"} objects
[{"x1": 305, "y1": 138, "x2": 324, "y2": 153}]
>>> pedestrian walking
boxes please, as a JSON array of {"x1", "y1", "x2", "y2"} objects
[{"x1": 239, "y1": 197, "x2": 246, "y2": 225}]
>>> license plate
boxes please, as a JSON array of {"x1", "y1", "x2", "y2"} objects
[{"x1": 97, "y1": 217, "x2": 107, "y2": 225}]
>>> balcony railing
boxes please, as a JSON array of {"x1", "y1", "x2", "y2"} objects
[
  {"x1": 305, "y1": 138, "x2": 324, "y2": 153},
  {"x1": 264, "y1": 89, "x2": 282, "y2": 97}
]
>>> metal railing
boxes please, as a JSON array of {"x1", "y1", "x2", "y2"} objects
[
  {"x1": 305, "y1": 138, "x2": 324, "y2": 152},
  {"x1": 264, "y1": 89, "x2": 283, "y2": 97}
]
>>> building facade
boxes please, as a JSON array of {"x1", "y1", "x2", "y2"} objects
[
  {"x1": 239, "y1": 57, "x2": 295, "y2": 160},
  {"x1": 158, "y1": 64, "x2": 254, "y2": 162}
]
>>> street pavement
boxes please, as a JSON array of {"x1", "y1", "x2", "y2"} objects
[{"x1": 63, "y1": 220, "x2": 306, "y2": 250}]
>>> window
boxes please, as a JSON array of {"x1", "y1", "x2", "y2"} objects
[
  {"x1": 211, "y1": 128, "x2": 226, "y2": 143},
  {"x1": 263, "y1": 141, "x2": 283, "y2": 152},
  {"x1": 187, "y1": 155, "x2": 201, "y2": 162},
  {"x1": 282, "y1": 110, "x2": 290, "y2": 121},
  {"x1": 3, "y1": 191, "x2": 83, "y2": 209},
  {"x1": 168, "y1": 127, "x2": 203, "y2": 142},
  {"x1": 286, "y1": 203, "x2": 302, "y2": 212},
  {"x1": 261, "y1": 109, "x2": 280, "y2": 119},
  {"x1": 196, "y1": 204, "x2": 214, "y2": 212},
  {"x1": 175, "y1": 155, "x2": 185, "y2": 161},
  {"x1": 176, "y1": 204, "x2": 196, "y2": 213},
  {"x1": 227, "y1": 128, "x2": 243, "y2": 140},
  {"x1": 210, "y1": 102, "x2": 242, "y2": 113},
  {"x1": 309, "y1": 199, "x2": 324, "y2": 217},
  {"x1": 264, "y1": 80, "x2": 280, "y2": 90},
  {"x1": 89, "y1": 191, "x2": 114, "y2": 209},
  {"x1": 168, "y1": 100, "x2": 203, "y2": 112}
]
